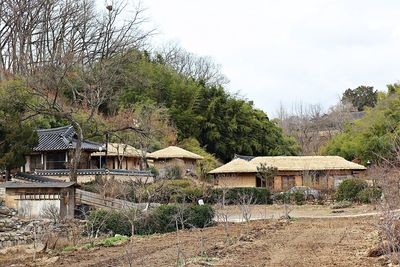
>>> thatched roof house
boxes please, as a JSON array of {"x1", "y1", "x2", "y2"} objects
[
  {"x1": 250, "y1": 156, "x2": 366, "y2": 171},
  {"x1": 92, "y1": 143, "x2": 142, "y2": 158},
  {"x1": 91, "y1": 143, "x2": 143, "y2": 170},
  {"x1": 209, "y1": 158, "x2": 257, "y2": 174},
  {"x1": 209, "y1": 158, "x2": 258, "y2": 187},
  {"x1": 209, "y1": 156, "x2": 367, "y2": 191},
  {"x1": 148, "y1": 146, "x2": 203, "y2": 160},
  {"x1": 148, "y1": 146, "x2": 203, "y2": 176}
]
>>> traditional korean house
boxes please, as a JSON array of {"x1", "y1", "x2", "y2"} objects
[
  {"x1": 209, "y1": 156, "x2": 367, "y2": 191},
  {"x1": 90, "y1": 143, "x2": 143, "y2": 170},
  {"x1": 208, "y1": 158, "x2": 258, "y2": 187},
  {"x1": 147, "y1": 146, "x2": 203, "y2": 176},
  {"x1": 23, "y1": 126, "x2": 102, "y2": 172}
]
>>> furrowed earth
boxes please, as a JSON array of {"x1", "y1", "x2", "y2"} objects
[{"x1": 0, "y1": 216, "x2": 382, "y2": 267}]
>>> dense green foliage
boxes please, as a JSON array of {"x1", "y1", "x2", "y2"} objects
[
  {"x1": 356, "y1": 187, "x2": 382, "y2": 204},
  {"x1": 113, "y1": 52, "x2": 298, "y2": 161},
  {"x1": 0, "y1": 81, "x2": 38, "y2": 172},
  {"x1": 256, "y1": 163, "x2": 278, "y2": 189},
  {"x1": 272, "y1": 191, "x2": 305, "y2": 205},
  {"x1": 341, "y1": 85, "x2": 378, "y2": 111},
  {"x1": 335, "y1": 179, "x2": 368, "y2": 202},
  {"x1": 63, "y1": 235, "x2": 130, "y2": 252},
  {"x1": 324, "y1": 86, "x2": 400, "y2": 163},
  {"x1": 180, "y1": 138, "x2": 221, "y2": 177},
  {"x1": 146, "y1": 180, "x2": 205, "y2": 204},
  {"x1": 209, "y1": 187, "x2": 272, "y2": 205},
  {"x1": 88, "y1": 204, "x2": 214, "y2": 236}
]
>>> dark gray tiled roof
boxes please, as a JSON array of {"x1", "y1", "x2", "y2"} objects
[
  {"x1": 234, "y1": 154, "x2": 255, "y2": 162},
  {"x1": 0, "y1": 181, "x2": 76, "y2": 188},
  {"x1": 33, "y1": 125, "x2": 102, "y2": 152},
  {"x1": 35, "y1": 168, "x2": 153, "y2": 177},
  {"x1": 15, "y1": 172, "x2": 63, "y2": 183}
]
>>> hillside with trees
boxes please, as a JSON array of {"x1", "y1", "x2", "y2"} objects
[
  {"x1": 0, "y1": 0, "x2": 298, "y2": 177},
  {"x1": 323, "y1": 84, "x2": 400, "y2": 164}
]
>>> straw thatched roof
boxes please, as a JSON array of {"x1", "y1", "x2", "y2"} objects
[
  {"x1": 208, "y1": 156, "x2": 366, "y2": 174},
  {"x1": 147, "y1": 146, "x2": 203, "y2": 160},
  {"x1": 91, "y1": 143, "x2": 142, "y2": 157},
  {"x1": 208, "y1": 158, "x2": 258, "y2": 174},
  {"x1": 250, "y1": 156, "x2": 366, "y2": 171}
]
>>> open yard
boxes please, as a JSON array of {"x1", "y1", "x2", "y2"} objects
[
  {"x1": 0, "y1": 215, "x2": 383, "y2": 267},
  {"x1": 216, "y1": 204, "x2": 380, "y2": 222}
]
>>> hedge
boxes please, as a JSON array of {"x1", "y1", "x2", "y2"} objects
[
  {"x1": 336, "y1": 179, "x2": 368, "y2": 202},
  {"x1": 207, "y1": 187, "x2": 272, "y2": 205},
  {"x1": 356, "y1": 187, "x2": 382, "y2": 203},
  {"x1": 87, "y1": 204, "x2": 214, "y2": 236},
  {"x1": 272, "y1": 191, "x2": 305, "y2": 205}
]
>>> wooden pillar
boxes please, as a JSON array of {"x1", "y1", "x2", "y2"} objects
[
  {"x1": 274, "y1": 176, "x2": 282, "y2": 191},
  {"x1": 295, "y1": 175, "x2": 303, "y2": 186},
  {"x1": 42, "y1": 153, "x2": 47, "y2": 170}
]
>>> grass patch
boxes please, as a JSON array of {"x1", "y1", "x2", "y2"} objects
[
  {"x1": 62, "y1": 235, "x2": 129, "y2": 252},
  {"x1": 331, "y1": 200, "x2": 352, "y2": 209},
  {"x1": 63, "y1": 245, "x2": 79, "y2": 252},
  {"x1": 187, "y1": 256, "x2": 219, "y2": 266}
]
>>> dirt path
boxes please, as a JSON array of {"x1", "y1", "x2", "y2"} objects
[
  {"x1": 0, "y1": 217, "x2": 382, "y2": 267},
  {"x1": 215, "y1": 204, "x2": 389, "y2": 222}
]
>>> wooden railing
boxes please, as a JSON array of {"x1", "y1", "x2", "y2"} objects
[{"x1": 75, "y1": 189, "x2": 157, "y2": 210}]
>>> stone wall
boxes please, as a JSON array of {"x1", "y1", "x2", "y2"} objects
[{"x1": 0, "y1": 207, "x2": 34, "y2": 248}]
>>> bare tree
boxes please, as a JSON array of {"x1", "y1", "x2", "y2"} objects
[
  {"x1": 41, "y1": 203, "x2": 62, "y2": 224},
  {"x1": 158, "y1": 42, "x2": 229, "y2": 86},
  {"x1": 276, "y1": 101, "x2": 353, "y2": 155},
  {"x1": 107, "y1": 104, "x2": 177, "y2": 171},
  {"x1": 256, "y1": 163, "x2": 277, "y2": 189},
  {"x1": 236, "y1": 191, "x2": 254, "y2": 223},
  {"x1": 0, "y1": 0, "x2": 154, "y2": 181}
]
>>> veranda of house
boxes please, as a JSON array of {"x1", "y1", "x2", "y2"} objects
[
  {"x1": 21, "y1": 126, "x2": 153, "y2": 184},
  {"x1": 90, "y1": 143, "x2": 143, "y2": 170},
  {"x1": 209, "y1": 156, "x2": 367, "y2": 191},
  {"x1": 23, "y1": 126, "x2": 102, "y2": 172}
]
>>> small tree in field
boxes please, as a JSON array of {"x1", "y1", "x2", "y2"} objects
[{"x1": 256, "y1": 163, "x2": 277, "y2": 189}]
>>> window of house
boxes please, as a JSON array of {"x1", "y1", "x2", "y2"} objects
[
  {"x1": 46, "y1": 152, "x2": 67, "y2": 169},
  {"x1": 30, "y1": 154, "x2": 43, "y2": 170}
]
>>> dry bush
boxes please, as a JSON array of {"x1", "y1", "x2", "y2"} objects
[{"x1": 369, "y1": 163, "x2": 400, "y2": 263}]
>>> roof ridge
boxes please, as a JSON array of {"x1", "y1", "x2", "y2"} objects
[{"x1": 37, "y1": 125, "x2": 72, "y2": 132}]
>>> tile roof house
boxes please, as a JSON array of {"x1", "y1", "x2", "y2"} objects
[{"x1": 24, "y1": 126, "x2": 102, "y2": 172}]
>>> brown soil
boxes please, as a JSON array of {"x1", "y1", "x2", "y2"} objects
[{"x1": 0, "y1": 217, "x2": 382, "y2": 267}]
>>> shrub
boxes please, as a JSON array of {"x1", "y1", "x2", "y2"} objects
[
  {"x1": 332, "y1": 200, "x2": 352, "y2": 209},
  {"x1": 356, "y1": 187, "x2": 382, "y2": 204},
  {"x1": 273, "y1": 192, "x2": 304, "y2": 205},
  {"x1": 165, "y1": 166, "x2": 182, "y2": 179},
  {"x1": 336, "y1": 179, "x2": 368, "y2": 202},
  {"x1": 185, "y1": 204, "x2": 214, "y2": 228},
  {"x1": 293, "y1": 191, "x2": 305, "y2": 205},
  {"x1": 146, "y1": 180, "x2": 205, "y2": 204},
  {"x1": 88, "y1": 204, "x2": 215, "y2": 236},
  {"x1": 208, "y1": 187, "x2": 272, "y2": 205},
  {"x1": 88, "y1": 209, "x2": 131, "y2": 236},
  {"x1": 273, "y1": 192, "x2": 291, "y2": 204},
  {"x1": 148, "y1": 166, "x2": 159, "y2": 178}
]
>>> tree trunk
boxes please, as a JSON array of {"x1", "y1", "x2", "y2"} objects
[{"x1": 69, "y1": 120, "x2": 83, "y2": 182}]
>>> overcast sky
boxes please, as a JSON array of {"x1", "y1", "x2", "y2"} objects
[{"x1": 139, "y1": 0, "x2": 400, "y2": 117}]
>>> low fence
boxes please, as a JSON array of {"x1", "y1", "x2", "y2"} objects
[{"x1": 75, "y1": 189, "x2": 157, "y2": 210}]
